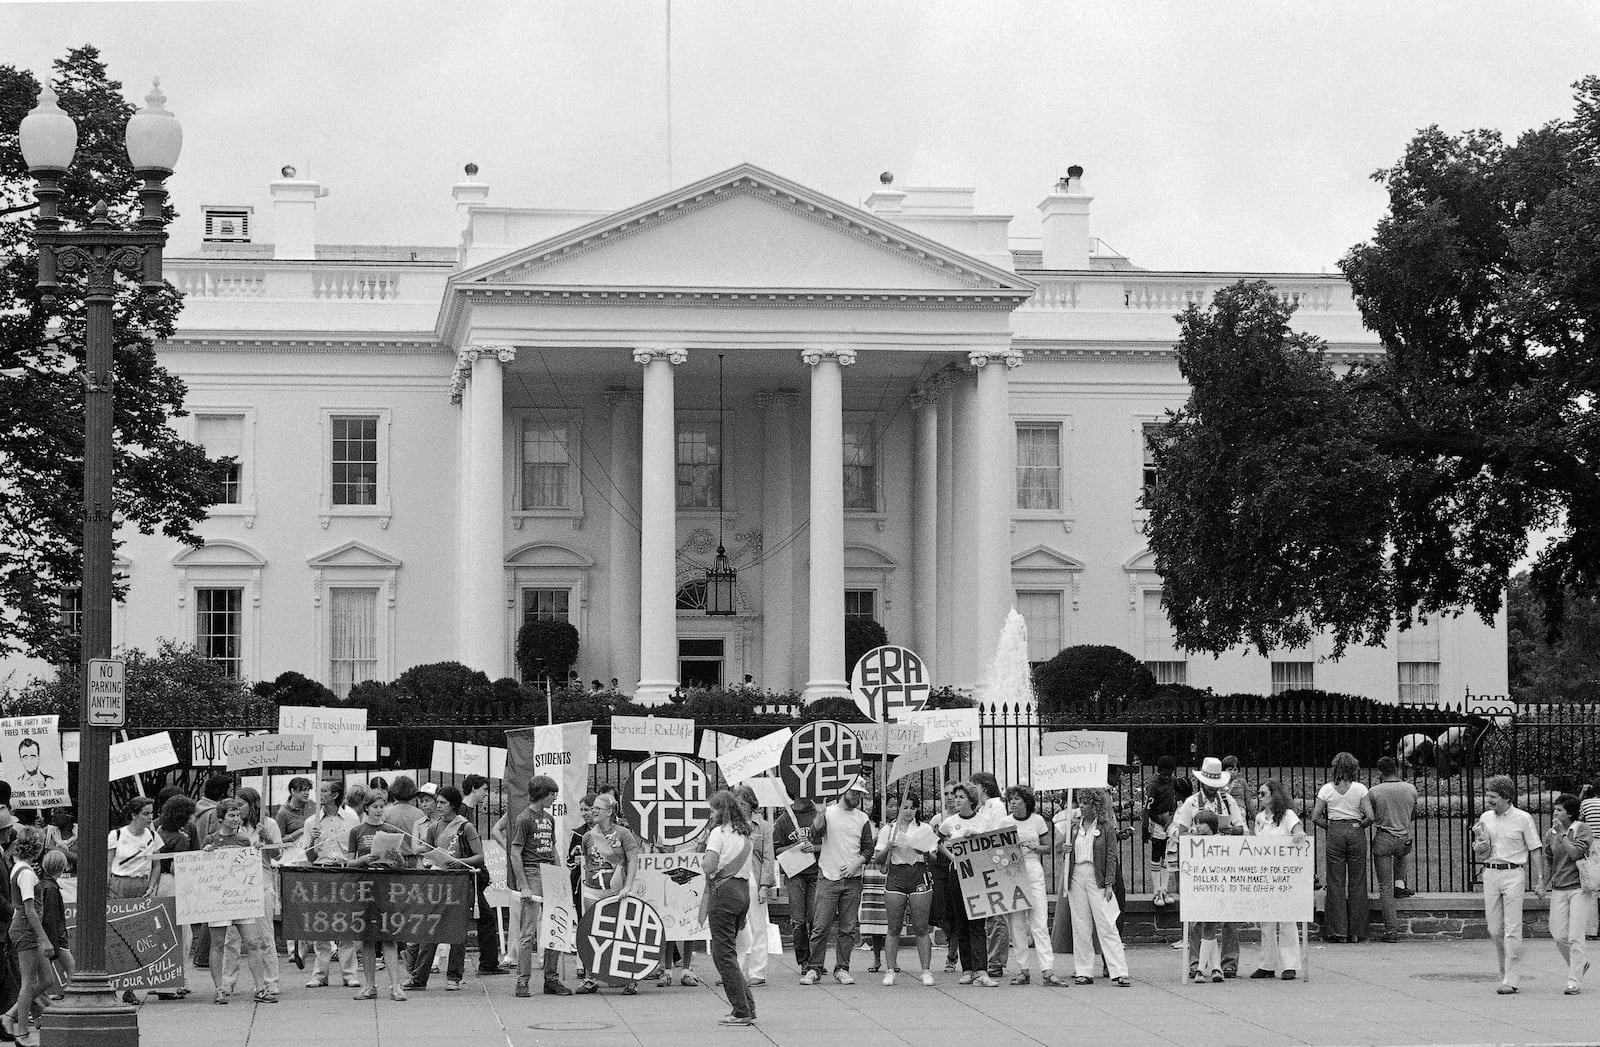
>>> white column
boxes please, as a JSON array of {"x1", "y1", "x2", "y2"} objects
[
  {"x1": 911, "y1": 386, "x2": 940, "y2": 671},
  {"x1": 634, "y1": 348, "x2": 687, "y2": 705},
  {"x1": 969, "y1": 348, "x2": 1021, "y2": 700},
  {"x1": 949, "y1": 373, "x2": 978, "y2": 689},
  {"x1": 801, "y1": 348, "x2": 856, "y2": 702},
  {"x1": 460, "y1": 344, "x2": 513, "y2": 677},
  {"x1": 759, "y1": 391, "x2": 800, "y2": 691},
  {"x1": 607, "y1": 388, "x2": 644, "y2": 692},
  {"x1": 936, "y1": 377, "x2": 957, "y2": 685}
]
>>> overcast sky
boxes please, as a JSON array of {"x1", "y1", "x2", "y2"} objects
[{"x1": 6, "y1": 1, "x2": 1600, "y2": 270}]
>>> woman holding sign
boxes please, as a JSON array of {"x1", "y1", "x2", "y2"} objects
[
  {"x1": 1250, "y1": 780, "x2": 1307, "y2": 980},
  {"x1": 937, "y1": 784, "x2": 993, "y2": 985},
  {"x1": 222, "y1": 788, "x2": 283, "y2": 1000},
  {"x1": 1004, "y1": 786, "x2": 1064, "y2": 986},
  {"x1": 1060, "y1": 790, "x2": 1130, "y2": 987},
  {"x1": 348, "y1": 793, "x2": 408, "y2": 1002},
  {"x1": 202, "y1": 799, "x2": 274, "y2": 1006}
]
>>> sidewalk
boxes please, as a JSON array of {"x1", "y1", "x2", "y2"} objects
[{"x1": 133, "y1": 941, "x2": 1597, "y2": 1047}]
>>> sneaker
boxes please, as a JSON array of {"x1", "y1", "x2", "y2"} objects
[
  {"x1": 390, "y1": 987, "x2": 407, "y2": 1002},
  {"x1": 882, "y1": 971, "x2": 896, "y2": 986},
  {"x1": 957, "y1": 972, "x2": 975, "y2": 985},
  {"x1": 799, "y1": 969, "x2": 820, "y2": 985},
  {"x1": 353, "y1": 986, "x2": 377, "y2": 1001},
  {"x1": 514, "y1": 979, "x2": 532, "y2": 998},
  {"x1": 1170, "y1": 940, "x2": 1185, "y2": 950},
  {"x1": 921, "y1": 972, "x2": 936, "y2": 987},
  {"x1": 544, "y1": 980, "x2": 574, "y2": 996},
  {"x1": 305, "y1": 976, "x2": 329, "y2": 989},
  {"x1": 1210, "y1": 969, "x2": 1224, "y2": 983},
  {"x1": 944, "y1": 960, "x2": 958, "y2": 972},
  {"x1": 748, "y1": 977, "x2": 766, "y2": 986},
  {"x1": 446, "y1": 979, "x2": 461, "y2": 991},
  {"x1": 576, "y1": 980, "x2": 600, "y2": 995},
  {"x1": 1496, "y1": 984, "x2": 1518, "y2": 995},
  {"x1": 974, "y1": 974, "x2": 999, "y2": 987},
  {"x1": 1192, "y1": 971, "x2": 1208, "y2": 985},
  {"x1": 1281, "y1": 970, "x2": 1297, "y2": 980},
  {"x1": 657, "y1": 970, "x2": 674, "y2": 987},
  {"x1": 1564, "y1": 984, "x2": 1580, "y2": 995},
  {"x1": 478, "y1": 966, "x2": 509, "y2": 976},
  {"x1": 833, "y1": 969, "x2": 854, "y2": 985},
  {"x1": 718, "y1": 1016, "x2": 754, "y2": 1026},
  {"x1": 1249, "y1": 969, "x2": 1275, "y2": 979}
]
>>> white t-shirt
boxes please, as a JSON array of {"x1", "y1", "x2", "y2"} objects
[
  {"x1": 1477, "y1": 807, "x2": 1541, "y2": 865},
  {"x1": 1011, "y1": 813, "x2": 1051, "y2": 872},
  {"x1": 978, "y1": 797, "x2": 1008, "y2": 832},
  {"x1": 876, "y1": 821, "x2": 938, "y2": 864},
  {"x1": 1254, "y1": 808, "x2": 1302, "y2": 837},
  {"x1": 705, "y1": 825, "x2": 753, "y2": 877},
  {"x1": 1317, "y1": 781, "x2": 1368, "y2": 821},
  {"x1": 940, "y1": 812, "x2": 984, "y2": 841},
  {"x1": 108, "y1": 826, "x2": 156, "y2": 877},
  {"x1": 12, "y1": 863, "x2": 38, "y2": 906}
]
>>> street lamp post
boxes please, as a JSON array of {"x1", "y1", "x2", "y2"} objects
[{"x1": 20, "y1": 78, "x2": 181, "y2": 1047}]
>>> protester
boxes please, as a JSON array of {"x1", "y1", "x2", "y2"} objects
[
  {"x1": 150, "y1": 794, "x2": 196, "y2": 998},
  {"x1": 1222, "y1": 756, "x2": 1257, "y2": 825},
  {"x1": 1171, "y1": 757, "x2": 1247, "y2": 977},
  {"x1": 1251, "y1": 779, "x2": 1307, "y2": 980},
  {"x1": 460, "y1": 774, "x2": 506, "y2": 975},
  {"x1": 34, "y1": 849, "x2": 69, "y2": 1010},
  {"x1": 1002, "y1": 785, "x2": 1061, "y2": 986},
  {"x1": 190, "y1": 775, "x2": 234, "y2": 970},
  {"x1": 1369, "y1": 756, "x2": 1419, "y2": 941},
  {"x1": 969, "y1": 772, "x2": 1011, "y2": 983},
  {"x1": 1, "y1": 829, "x2": 49, "y2": 1046},
  {"x1": 731, "y1": 784, "x2": 775, "y2": 986},
  {"x1": 1541, "y1": 793, "x2": 1591, "y2": 995},
  {"x1": 41, "y1": 812, "x2": 73, "y2": 874},
  {"x1": 1312, "y1": 752, "x2": 1374, "y2": 944},
  {"x1": 1060, "y1": 789, "x2": 1130, "y2": 987},
  {"x1": 799, "y1": 779, "x2": 873, "y2": 985},
  {"x1": 302, "y1": 779, "x2": 361, "y2": 990},
  {"x1": 509, "y1": 775, "x2": 573, "y2": 998},
  {"x1": 872, "y1": 790, "x2": 938, "y2": 986},
  {"x1": 202, "y1": 799, "x2": 273, "y2": 1005},
  {"x1": 0, "y1": 809, "x2": 18, "y2": 1031},
  {"x1": 1186, "y1": 811, "x2": 1225, "y2": 983},
  {"x1": 222, "y1": 788, "x2": 283, "y2": 999},
  {"x1": 771, "y1": 796, "x2": 819, "y2": 973},
  {"x1": 701, "y1": 790, "x2": 757, "y2": 1026},
  {"x1": 405, "y1": 786, "x2": 485, "y2": 992},
  {"x1": 932, "y1": 786, "x2": 961, "y2": 971},
  {"x1": 937, "y1": 783, "x2": 992, "y2": 985},
  {"x1": 565, "y1": 793, "x2": 597, "y2": 918},
  {"x1": 575, "y1": 793, "x2": 643, "y2": 995},
  {"x1": 346, "y1": 793, "x2": 407, "y2": 1002},
  {"x1": 1472, "y1": 775, "x2": 1546, "y2": 994},
  {"x1": 382, "y1": 777, "x2": 427, "y2": 865},
  {"x1": 275, "y1": 777, "x2": 316, "y2": 844},
  {"x1": 1143, "y1": 756, "x2": 1178, "y2": 907},
  {"x1": 107, "y1": 796, "x2": 158, "y2": 900}
]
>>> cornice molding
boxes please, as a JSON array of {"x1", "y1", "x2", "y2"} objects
[
  {"x1": 458, "y1": 286, "x2": 1030, "y2": 310},
  {"x1": 159, "y1": 336, "x2": 442, "y2": 354}
]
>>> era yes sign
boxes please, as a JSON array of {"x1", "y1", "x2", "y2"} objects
[
  {"x1": 780, "y1": 721, "x2": 863, "y2": 803},
  {"x1": 624, "y1": 755, "x2": 713, "y2": 847},
  {"x1": 578, "y1": 895, "x2": 666, "y2": 984},
  {"x1": 850, "y1": 645, "x2": 932, "y2": 721}
]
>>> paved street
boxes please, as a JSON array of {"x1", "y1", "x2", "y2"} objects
[{"x1": 132, "y1": 941, "x2": 1598, "y2": 1047}]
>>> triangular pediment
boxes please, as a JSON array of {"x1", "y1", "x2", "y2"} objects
[
  {"x1": 454, "y1": 164, "x2": 1033, "y2": 296},
  {"x1": 1011, "y1": 545, "x2": 1085, "y2": 572},
  {"x1": 307, "y1": 541, "x2": 401, "y2": 569}
]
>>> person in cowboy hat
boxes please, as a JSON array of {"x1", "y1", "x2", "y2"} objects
[{"x1": 1169, "y1": 757, "x2": 1249, "y2": 979}]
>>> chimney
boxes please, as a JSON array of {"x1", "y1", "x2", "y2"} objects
[
  {"x1": 1038, "y1": 165, "x2": 1092, "y2": 270},
  {"x1": 452, "y1": 162, "x2": 490, "y2": 234},
  {"x1": 863, "y1": 170, "x2": 906, "y2": 215},
  {"x1": 269, "y1": 165, "x2": 326, "y2": 260}
]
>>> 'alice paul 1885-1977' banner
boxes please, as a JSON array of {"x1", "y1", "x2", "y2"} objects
[{"x1": 280, "y1": 868, "x2": 474, "y2": 944}]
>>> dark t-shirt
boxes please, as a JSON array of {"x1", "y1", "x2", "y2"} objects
[
  {"x1": 348, "y1": 822, "x2": 389, "y2": 861},
  {"x1": 38, "y1": 876, "x2": 65, "y2": 948},
  {"x1": 510, "y1": 807, "x2": 558, "y2": 881}
]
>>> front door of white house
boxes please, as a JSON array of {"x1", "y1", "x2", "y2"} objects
[{"x1": 678, "y1": 637, "x2": 724, "y2": 689}]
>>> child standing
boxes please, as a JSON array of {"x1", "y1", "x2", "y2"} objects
[
  {"x1": 1187, "y1": 811, "x2": 1223, "y2": 983},
  {"x1": 348, "y1": 794, "x2": 407, "y2": 1002},
  {"x1": 2, "y1": 828, "x2": 53, "y2": 1047},
  {"x1": 36, "y1": 849, "x2": 72, "y2": 1005}
]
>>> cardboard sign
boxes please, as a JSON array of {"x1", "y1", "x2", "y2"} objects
[
  {"x1": 698, "y1": 730, "x2": 746, "y2": 761},
  {"x1": 0, "y1": 715, "x2": 68, "y2": 807},
  {"x1": 850, "y1": 645, "x2": 933, "y2": 721},
  {"x1": 66, "y1": 897, "x2": 183, "y2": 992},
  {"x1": 539, "y1": 864, "x2": 578, "y2": 954},
  {"x1": 780, "y1": 721, "x2": 863, "y2": 803},
  {"x1": 745, "y1": 776, "x2": 792, "y2": 809},
  {"x1": 192, "y1": 730, "x2": 263, "y2": 768},
  {"x1": 1040, "y1": 730, "x2": 1128, "y2": 766},
  {"x1": 429, "y1": 741, "x2": 508, "y2": 780},
  {"x1": 226, "y1": 734, "x2": 315, "y2": 771},
  {"x1": 854, "y1": 721, "x2": 925, "y2": 756},
  {"x1": 280, "y1": 867, "x2": 474, "y2": 944},
  {"x1": 1032, "y1": 753, "x2": 1109, "y2": 791},
  {"x1": 627, "y1": 852, "x2": 709, "y2": 942},
  {"x1": 947, "y1": 827, "x2": 1030, "y2": 919},
  {"x1": 316, "y1": 730, "x2": 378, "y2": 763},
  {"x1": 625, "y1": 755, "x2": 713, "y2": 847},
  {"x1": 899, "y1": 707, "x2": 980, "y2": 743},
  {"x1": 1177, "y1": 835, "x2": 1315, "y2": 923},
  {"x1": 578, "y1": 894, "x2": 667, "y2": 984},
  {"x1": 175, "y1": 847, "x2": 265, "y2": 925},
  {"x1": 612, "y1": 715, "x2": 696, "y2": 755},
  {"x1": 108, "y1": 732, "x2": 179, "y2": 782},
  {"x1": 889, "y1": 738, "x2": 952, "y2": 782},
  {"x1": 278, "y1": 705, "x2": 368, "y2": 747},
  {"x1": 713, "y1": 726, "x2": 791, "y2": 785}
]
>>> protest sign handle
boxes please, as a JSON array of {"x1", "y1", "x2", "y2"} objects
[
  {"x1": 1180, "y1": 922, "x2": 1188, "y2": 985},
  {"x1": 1301, "y1": 923, "x2": 1309, "y2": 983}
]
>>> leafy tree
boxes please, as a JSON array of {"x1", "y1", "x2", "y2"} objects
[
  {"x1": 515, "y1": 619, "x2": 580, "y2": 686},
  {"x1": 1148, "y1": 77, "x2": 1600, "y2": 654},
  {"x1": 1, "y1": 47, "x2": 224, "y2": 664},
  {"x1": 1507, "y1": 571, "x2": 1600, "y2": 702},
  {"x1": 9, "y1": 639, "x2": 267, "y2": 727},
  {"x1": 252, "y1": 670, "x2": 336, "y2": 708},
  {"x1": 1032, "y1": 644, "x2": 1155, "y2": 723},
  {"x1": 844, "y1": 617, "x2": 888, "y2": 678}
]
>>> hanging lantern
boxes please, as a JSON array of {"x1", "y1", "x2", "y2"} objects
[{"x1": 706, "y1": 544, "x2": 737, "y2": 616}]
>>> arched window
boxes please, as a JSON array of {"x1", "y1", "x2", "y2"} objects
[{"x1": 676, "y1": 580, "x2": 708, "y2": 611}]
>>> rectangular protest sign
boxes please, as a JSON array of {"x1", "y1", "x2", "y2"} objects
[
  {"x1": 698, "y1": 730, "x2": 745, "y2": 761},
  {"x1": 108, "y1": 732, "x2": 179, "y2": 782},
  {"x1": 854, "y1": 721, "x2": 925, "y2": 756},
  {"x1": 746, "y1": 776, "x2": 791, "y2": 809},
  {"x1": 505, "y1": 722, "x2": 593, "y2": 846},
  {"x1": 429, "y1": 740, "x2": 508, "y2": 779},
  {"x1": 192, "y1": 730, "x2": 262, "y2": 767},
  {"x1": 1177, "y1": 835, "x2": 1315, "y2": 923},
  {"x1": 66, "y1": 897, "x2": 183, "y2": 993},
  {"x1": 1039, "y1": 730, "x2": 1129, "y2": 766},
  {"x1": 628, "y1": 852, "x2": 709, "y2": 941},
  {"x1": 889, "y1": 738, "x2": 951, "y2": 782},
  {"x1": 317, "y1": 730, "x2": 379, "y2": 762},
  {"x1": 0, "y1": 715, "x2": 68, "y2": 808},
  {"x1": 1032, "y1": 753, "x2": 1109, "y2": 791},
  {"x1": 280, "y1": 867, "x2": 474, "y2": 944},
  {"x1": 612, "y1": 715, "x2": 695, "y2": 754},
  {"x1": 946, "y1": 827, "x2": 1030, "y2": 919},
  {"x1": 713, "y1": 727, "x2": 791, "y2": 785},
  {"x1": 538, "y1": 864, "x2": 578, "y2": 954},
  {"x1": 226, "y1": 734, "x2": 315, "y2": 771},
  {"x1": 175, "y1": 848, "x2": 265, "y2": 925},
  {"x1": 899, "y1": 707, "x2": 979, "y2": 743},
  {"x1": 277, "y1": 705, "x2": 369, "y2": 746}
]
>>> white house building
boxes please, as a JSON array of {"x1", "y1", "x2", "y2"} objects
[{"x1": 18, "y1": 162, "x2": 1508, "y2": 706}]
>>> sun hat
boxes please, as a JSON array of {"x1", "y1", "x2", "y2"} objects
[
  {"x1": 1192, "y1": 757, "x2": 1231, "y2": 790},
  {"x1": 844, "y1": 776, "x2": 871, "y2": 795},
  {"x1": 417, "y1": 782, "x2": 439, "y2": 796}
]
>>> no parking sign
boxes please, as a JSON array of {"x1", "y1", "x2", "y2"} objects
[
  {"x1": 850, "y1": 645, "x2": 932, "y2": 721},
  {"x1": 624, "y1": 755, "x2": 713, "y2": 847},
  {"x1": 780, "y1": 721, "x2": 864, "y2": 803}
]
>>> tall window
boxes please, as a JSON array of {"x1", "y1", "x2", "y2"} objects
[
  {"x1": 1142, "y1": 589, "x2": 1187, "y2": 684},
  {"x1": 844, "y1": 589, "x2": 877, "y2": 622},
  {"x1": 1397, "y1": 617, "x2": 1442, "y2": 703},
  {"x1": 329, "y1": 587, "x2": 377, "y2": 699},
  {"x1": 676, "y1": 424, "x2": 720, "y2": 509},
  {"x1": 1271, "y1": 660, "x2": 1315, "y2": 695},
  {"x1": 331, "y1": 415, "x2": 379, "y2": 506},
  {"x1": 1141, "y1": 422, "x2": 1164, "y2": 504},
  {"x1": 196, "y1": 414, "x2": 243, "y2": 505},
  {"x1": 843, "y1": 421, "x2": 877, "y2": 511},
  {"x1": 1015, "y1": 590, "x2": 1063, "y2": 664},
  {"x1": 59, "y1": 589, "x2": 83, "y2": 643},
  {"x1": 1016, "y1": 423, "x2": 1062, "y2": 510},
  {"x1": 195, "y1": 587, "x2": 242, "y2": 678},
  {"x1": 521, "y1": 421, "x2": 573, "y2": 509},
  {"x1": 523, "y1": 588, "x2": 571, "y2": 624}
]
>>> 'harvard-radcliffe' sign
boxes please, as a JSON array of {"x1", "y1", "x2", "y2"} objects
[
  {"x1": 780, "y1": 721, "x2": 863, "y2": 803},
  {"x1": 850, "y1": 645, "x2": 932, "y2": 721},
  {"x1": 625, "y1": 755, "x2": 713, "y2": 847}
]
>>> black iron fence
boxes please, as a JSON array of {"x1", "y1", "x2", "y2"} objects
[{"x1": 122, "y1": 700, "x2": 1597, "y2": 896}]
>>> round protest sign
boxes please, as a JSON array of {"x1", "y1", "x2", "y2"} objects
[
  {"x1": 779, "y1": 720, "x2": 864, "y2": 803},
  {"x1": 577, "y1": 894, "x2": 666, "y2": 984},
  {"x1": 624, "y1": 755, "x2": 713, "y2": 847},
  {"x1": 849, "y1": 644, "x2": 933, "y2": 721}
]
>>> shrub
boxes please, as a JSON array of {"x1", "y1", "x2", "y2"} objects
[
  {"x1": 13, "y1": 640, "x2": 270, "y2": 728},
  {"x1": 844, "y1": 618, "x2": 888, "y2": 678},
  {"x1": 1033, "y1": 644, "x2": 1155, "y2": 723},
  {"x1": 255, "y1": 670, "x2": 336, "y2": 708},
  {"x1": 516, "y1": 619, "x2": 580, "y2": 685}
]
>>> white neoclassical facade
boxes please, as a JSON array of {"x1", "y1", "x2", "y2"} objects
[{"x1": 9, "y1": 163, "x2": 1508, "y2": 706}]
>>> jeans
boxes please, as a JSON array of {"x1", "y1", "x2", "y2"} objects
[
  {"x1": 516, "y1": 895, "x2": 561, "y2": 982},
  {"x1": 474, "y1": 880, "x2": 502, "y2": 970},
  {"x1": 785, "y1": 871, "x2": 817, "y2": 969},
  {"x1": 1324, "y1": 820, "x2": 1370, "y2": 940},
  {"x1": 223, "y1": 915, "x2": 281, "y2": 992},
  {"x1": 708, "y1": 878, "x2": 754, "y2": 1020},
  {"x1": 806, "y1": 876, "x2": 862, "y2": 974},
  {"x1": 984, "y1": 916, "x2": 1010, "y2": 977},
  {"x1": 1549, "y1": 886, "x2": 1594, "y2": 988},
  {"x1": 1482, "y1": 865, "x2": 1526, "y2": 987},
  {"x1": 313, "y1": 940, "x2": 358, "y2": 983},
  {"x1": 1372, "y1": 831, "x2": 1413, "y2": 932}
]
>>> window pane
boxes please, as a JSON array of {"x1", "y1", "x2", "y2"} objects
[
  {"x1": 1397, "y1": 661, "x2": 1440, "y2": 704},
  {"x1": 843, "y1": 421, "x2": 876, "y2": 511},
  {"x1": 1146, "y1": 661, "x2": 1188, "y2": 685},
  {"x1": 332, "y1": 416, "x2": 379, "y2": 506},
  {"x1": 195, "y1": 587, "x2": 243, "y2": 678},
  {"x1": 60, "y1": 589, "x2": 83, "y2": 642},
  {"x1": 844, "y1": 589, "x2": 876, "y2": 621},
  {"x1": 1141, "y1": 422, "x2": 1162, "y2": 502},
  {"x1": 329, "y1": 587, "x2": 378, "y2": 699},
  {"x1": 522, "y1": 422, "x2": 571, "y2": 509},
  {"x1": 1396, "y1": 617, "x2": 1440, "y2": 661},
  {"x1": 523, "y1": 588, "x2": 571, "y2": 623},
  {"x1": 1015, "y1": 424, "x2": 1061, "y2": 511},
  {"x1": 1271, "y1": 660, "x2": 1315, "y2": 695},
  {"x1": 675, "y1": 425, "x2": 720, "y2": 509},
  {"x1": 1015, "y1": 590, "x2": 1062, "y2": 663},
  {"x1": 197, "y1": 414, "x2": 244, "y2": 505}
]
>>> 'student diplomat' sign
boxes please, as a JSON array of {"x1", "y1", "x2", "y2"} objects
[
  {"x1": 280, "y1": 867, "x2": 475, "y2": 944},
  {"x1": 627, "y1": 852, "x2": 709, "y2": 941},
  {"x1": 946, "y1": 826, "x2": 1030, "y2": 919},
  {"x1": 625, "y1": 755, "x2": 713, "y2": 847},
  {"x1": 1177, "y1": 834, "x2": 1314, "y2": 923},
  {"x1": 578, "y1": 894, "x2": 667, "y2": 984},
  {"x1": 780, "y1": 721, "x2": 863, "y2": 802},
  {"x1": 850, "y1": 645, "x2": 932, "y2": 721},
  {"x1": 67, "y1": 897, "x2": 183, "y2": 993}
]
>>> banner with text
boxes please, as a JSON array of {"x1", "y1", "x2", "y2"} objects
[
  {"x1": 611, "y1": 715, "x2": 696, "y2": 754},
  {"x1": 1039, "y1": 730, "x2": 1129, "y2": 766},
  {"x1": 539, "y1": 864, "x2": 579, "y2": 954},
  {"x1": 0, "y1": 715, "x2": 68, "y2": 808},
  {"x1": 948, "y1": 826, "x2": 1030, "y2": 919},
  {"x1": 1177, "y1": 835, "x2": 1314, "y2": 923},
  {"x1": 1032, "y1": 753, "x2": 1109, "y2": 792},
  {"x1": 281, "y1": 867, "x2": 474, "y2": 944},
  {"x1": 227, "y1": 734, "x2": 315, "y2": 772},
  {"x1": 175, "y1": 847, "x2": 265, "y2": 925},
  {"x1": 713, "y1": 727, "x2": 791, "y2": 785},
  {"x1": 192, "y1": 730, "x2": 263, "y2": 767},
  {"x1": 505, "y1": 721, "x2": 593, "y2": 849},
  {"x1": 625, "y1": 755, "x2": 713, "y2": 847},
  {"x1": 66, "y1": 897, "x2": 183, "y2": 993},
  {"x1": 889, "y1": 738, "x2": 952, "y2": 783},
  {"x1": 109, "y1": 732, "x2": 179, "y2": 783}
]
